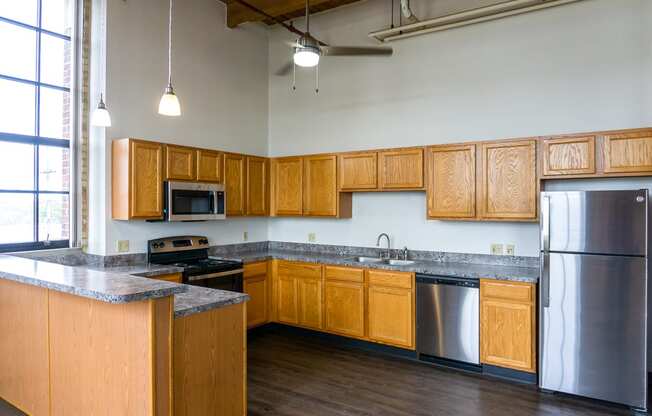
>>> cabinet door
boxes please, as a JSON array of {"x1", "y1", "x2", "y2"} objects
[
  {"x1": 276, "y1": 275, "x2": 298, "y2": 325},
  {"x1": 480, "y1": 140, "x2": 537, "y2": 220},
  {"x1": 603, "y1": 131, "x2": 652, "y2": 173},
  {"x1": 338, "y1": 152, "x2": 377, "y2": 190},
  {"x1": 426, "y1": 145, "x2": 476, "y2": 219},
  {"x1": 273, "y1": 157, "x2": 303, "y2": 216},
  {"x1": 196, "y1": 149, "x2": 223, "y2": 183},
  {"x1": 131, "y1": 140, "x2": 164, "y2": 218},
  {"x1": 224, "y1": 153, "x2": 246, "y2": 216},
  {"x1": 165, "y1": 145, "x2": 196, "y2": 181},
  {"x1": 246, "y1": 156, "x2": 268, "y2": 216},
  {"x1": 368, "y1": 285, "x2": 414, "y2": 349},
  {"x1": 297, "y1": 277, "x2": 323, "y2": 329},
  {"x1": 542, "y1": 136, "x2": 595, "y2": 176},
  {"x1": 244, "y1": 276, "x2": 268, "y2": 328},
  {"x1": 304, "y1": 155, "x2": 337, "y2": 216},
  {"x1": 324, "y1": 281, "x2": 365, "y2": 338},
  {"x1": 378, "y1": 149, "x2": 424, "y2": 189}
]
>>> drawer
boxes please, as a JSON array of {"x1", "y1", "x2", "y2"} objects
[
  {"x1": 152, "y1": 273, "x2": 182, "y2": 284},
  {"x1": 278, "y1": 261, "x2": 322, "y2": 279},
  {"x1": 480, "y1": 279, "x2": 534, "y2": 303},
  {"x1": 244, "y1": 261, "x2": 268, "y2": 278},
  {"x1": 324, "y1": 265, "x2": 364, "y2": 283},
  {"x1": 367, "y1": 270, "x2": 413, "y2": 289}
]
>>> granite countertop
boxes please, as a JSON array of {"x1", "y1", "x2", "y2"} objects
[
  {"x1": 174, "y1": 285, "x2": 249, "y2": 318},
  {"x1": 0, "y1": 255, "x2": 187, "y2": 304},
  {"x1": 215, "y1": 250, "x2": 539, "y2": 283}
]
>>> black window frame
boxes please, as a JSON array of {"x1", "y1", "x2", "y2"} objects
[{"x1": 0, "y1": 1, "x2": 74, "y2": 253}]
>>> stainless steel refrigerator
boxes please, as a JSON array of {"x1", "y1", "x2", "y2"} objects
[{"x1": 539, "y1": 190, "x2": 648, "y2": 411}]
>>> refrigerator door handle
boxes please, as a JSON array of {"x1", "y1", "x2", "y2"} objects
[
  {"x1": 541, "y1": 252, "x2": 550, "y2": 308},
  {"x1": 541, "y1": 195, "x2": 550, "y2": 252}
]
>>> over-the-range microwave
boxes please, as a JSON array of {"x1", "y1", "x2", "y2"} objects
[{"x1": 164, "y1": 181, "x2": 225, "y2": 221}]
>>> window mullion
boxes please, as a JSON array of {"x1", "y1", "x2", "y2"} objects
[{"x1": 34, "y1": 0, "x2": 42, "y2": 244}]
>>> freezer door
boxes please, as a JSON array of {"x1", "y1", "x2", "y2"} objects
[
  {"x1": 540, "y1": 252, "x2": 647, "y2": 409},
  {"x1": 542, "y1": 190, "x2": 647, "y2": 256}
]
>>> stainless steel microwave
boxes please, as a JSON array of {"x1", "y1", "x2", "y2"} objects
[{"x1": 164, "y1": 181, "x2": 226, "y2": 221}]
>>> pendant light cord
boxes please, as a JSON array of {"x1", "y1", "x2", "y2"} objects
[
  {"x1": 305, "y1": 0, "x2": 309, "y2": 33},
  {"x1": 168, "y1": 0, "x2": 173, "y2": 86}
]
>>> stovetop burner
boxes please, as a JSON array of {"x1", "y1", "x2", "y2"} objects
[{"x1": 147, "y1": 236, "x2": 243, "y2": 276}]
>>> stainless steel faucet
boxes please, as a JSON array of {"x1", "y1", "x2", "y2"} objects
[
  {"x1": 401, "y1": 246, "x2": 409, "y2": 260},
  {"x1": 376, "y1": 233, "x2": 391, "y2": 259}
]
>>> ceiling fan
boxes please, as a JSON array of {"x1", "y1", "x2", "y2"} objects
[{"x1": 273, "y1": 0, "x2": 394, "y2": 76}]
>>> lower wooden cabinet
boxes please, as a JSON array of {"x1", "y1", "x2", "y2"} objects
[
  {"x1": 297, "y1": 277, "x2": 323, "y2": 329},
  {"x1": 244, "y1": 262, "x2": 268, "y2": 328},
  {"x1": 151, "y1": 273, "x2": 182, "y2": 284},
  {"x1": 367, "y1": 277, "x2": 414, "y2": 349},
  {"x1": 276, "y1": 273, "x2": 299, "y2": 325},
  {"x1": 480, "y1": 279, "x2": 536, "y2": 373},
  {"x1": 323, "y1": 266, "x2": 365, "y2": 338}
]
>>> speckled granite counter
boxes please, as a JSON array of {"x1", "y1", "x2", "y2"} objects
[
  {"x1": 0, "y1": 255, "x2": 187, "y2": 303},
  {"x1": 214, "y1": 250, "x2": 539, "y2": 283},
  {"x1": 174, "y1": 285, "x2": 249, "y2": 318}
]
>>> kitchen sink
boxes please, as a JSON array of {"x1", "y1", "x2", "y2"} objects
[
  {"x1": 387, "y1": 259, "x2": 415, "y2": 266},
  {"x1": 348, "y1": 257, "x2": 416, "y2": 266}
]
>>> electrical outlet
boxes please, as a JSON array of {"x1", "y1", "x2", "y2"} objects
[
  {"x1": 308, "y1": 233, "x2": 316, "y2": 243},
  {"x1": 243, "y1": 231, "x2": 248, "y2": 241},
  {"x1": 490, "y1": 243, "x2": 504, "y2": 255},
  {"x1": 505, "y1": 244, "x2": 515, "y2": 256},
  {"x1": 117, "y1": 240, "x2": 129, "y2": 253}
]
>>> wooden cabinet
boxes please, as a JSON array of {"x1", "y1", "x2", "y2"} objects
[
  {"x1": 275, "y1": 261, "x2": 322, "y2": 329},
  {"x1": 426, "y1": 144, "x2": 476, "y2": 219},
  {"x1": 196, "y1": 149, "x2": 223, "y2": 183},
  {"x1": 323, "y1": 266, "x2": 365, "y2": 338},
  {"x1": 272, "y1": 157, "x2": 303, "y2": 216},
  {"x1": 603, "y1": 131, "x2": 652, "y2": 173},
  {"x1": 378, "y1": 148, "x2": 424, "y2": 190},
  {"x1": 480, "y1": 279, "x2": 536, "y2": 373},
  {"x1": 338, "y1": 152, "x2": 378, "y2": 191},
  {"x1": 112, "y1": 138, "x2": 164, "y2": 220},
  {"x1": 224, "y1": 153, "x2": 246, "y2": 216},
  {"x1": 303, "y1": 155, "x2": 339, "y2": 217},
  {"x1": 542, "y1": 136, "x2": 595, "y2": 176},
  {"x1": 165, "y1": 145, "x2": 196, "y2": 181},
  {"x1": 367, "y1": 270, "x2": 414, "y2": 349},
  {"x1": 246, "y1": 156, "x2": 269, "y2": 216},
  {"x1": 480, "y1": 140, "x2": 537, "y2": 220},
  {"x1": 244, "y1": 261, "x2": 268, "y2": 328},
  {"x1": 151, "y1": 273, "x2": 182, "y2": 284},
  {"x1": 297, "y1": 276, "x2": 323, "y2": 329}
]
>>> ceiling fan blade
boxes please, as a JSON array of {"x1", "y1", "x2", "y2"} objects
[
  {"x1": 275, "y1": 61, "x2": 294, "y2": 76},
  {"x1": 322, "y1": 46, "x2": 393, "y2": 57}
]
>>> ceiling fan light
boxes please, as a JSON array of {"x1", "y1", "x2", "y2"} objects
[
  {"x1": 294, "y1": 47, "x2": 320, "y2": 67},
  {"x1": 158, "y1": 84, "x2": 181, "y2": 116}
]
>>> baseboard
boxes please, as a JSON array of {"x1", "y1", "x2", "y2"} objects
[{"x1": 483, "y1": 364, "x2": 537, "y2": 384}]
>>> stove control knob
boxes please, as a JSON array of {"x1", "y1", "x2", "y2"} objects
[
  {"x1": 159, "y1": 242, "x2": 165, "y2": 248},
  {"x1": 199, "y1": 239, "x2": 209, "y2": 245}
]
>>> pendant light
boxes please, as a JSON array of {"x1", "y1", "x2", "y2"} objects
[
  {"x1": 158, "y1": 0, "x2": 181, "y2": 116},
  {"x1": 293, "y1": 0, "x2": 320, "y2": 68},
  {"x1": 91, "y1": 93, "x2": 111, "y2": 127}
]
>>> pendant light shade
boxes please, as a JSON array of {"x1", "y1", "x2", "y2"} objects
[
  {"x1": 159, "y1": 0, "x2": 181, "y2": 116},
  {"x1": 91, "y1": 94, "x2": 112, "y2": 127}
]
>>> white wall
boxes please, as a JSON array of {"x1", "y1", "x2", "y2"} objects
[
  {"x1": 89, "y1": 0, "x2": 270, "y2": 255},
  {"x1": 267, "y1": 0, "x2": 652, "y2": 257}
]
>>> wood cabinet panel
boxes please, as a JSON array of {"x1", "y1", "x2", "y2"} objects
[
  {"x1": 152, "y1": 273, "x2": 182, "y2": 284},
  {"x1": 244, "y1": 276, "x2": 268, "y2": 328},
  {"x1": 278, "y1": 261, "x2": 322, "y2": 279},
  {"x1": 338, "y1": 152, "x2": 378, "y2": 190},
  {"x1": 480, "y1": 140, "x2": 537, "y2": 220},
  {"x1": 367, "y1": 269, "x2": 412, "y2": 289},
  {"x1": 273, "y1": 157, "x2": 303, "y2": 216},
  {"x1": 244, "y1": 261, "x2": 268, "y2": 278},
  {"x1": 324, "y1": 265, "x2": 364, "y2": 283},
  {"x1": 379, "y1": 148, "x2": 424, "y2": 189},
  {"x1": 297, "y1": 277, "x2": 323, "y2": 329},
  {"x1": 542, "y1": 136, "x2": 595, "y2": 176},
  {"x1": 224, "y1": 153, "x2": 246, "y2": 216},
  {"x1": 246, "y1": 156, "x2": 269, "y2": 216},
  {"x1": 324, "y1": 280, "x2": 365, "y2": 338},
  {"x1": 481, "y1": 280, "x2": 534, "y2": 303},
  {"x1": 304, "y1": 155, "x2": 338, "y2": 216},
  {"x1": 426, "y1": 144, "x2": 476, "y2": 219},
  {"x1": 196, "y1": 149, "x2": 223, "y2": 183},
  {"x1": 165, "y1": 145, "x2": 196, "y2": 181},
  {"x1": 367, "y1": 285, "x2": 414, "y2": 349},
  {"x1": 277, "y1": 274, "x2": 299, "y2": 325},
  {"x1": 603, "y1": 131, "x2": 652, "y2": 173}
]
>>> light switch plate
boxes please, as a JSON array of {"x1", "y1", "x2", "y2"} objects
[
  {"x1": 490, "y1": 243, "x2": 504, "y2": 255},
  {"x1": 243, "y1": 231, "x2": 248, "y2": 241},
  {"x1": 117, "y1": 240, "x2": 129, "y2": 253},
  {"x1": 505, "y1": 244, "x2": 515, "y2": 256},
  {"x1": 308, "y1": 233, "x2": 316, "y2": 243}
]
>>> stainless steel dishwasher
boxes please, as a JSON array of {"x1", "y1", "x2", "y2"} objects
[{"x1": 416, "y1": 274, "x2": 480, "y2": 366}]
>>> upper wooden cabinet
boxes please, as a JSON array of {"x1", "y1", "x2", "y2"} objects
[
  {"x1": 303, "y1": 155, "x2": 339, "y2": 217},
  {"x1": 272, "y1": 157, "x2": 303, "y2": 216},
  {"x1": 542, "y1": 136, "x2": 595, "y2": 176},
  {"x1": 480, "y1": 140, "x2": 537, "y2": 220},
  {"x1": 196, "y1": 149, "x2": 223, "y2": 183},
  {"x1": 338, "y1": 152, "x2": 378, "y2": 191},
  {"x1": 246, "y1": 156, "x2": 269, "y2": 216},
  {"x1": 112, "y1": 139, "x2": 164, "y2": 220},
  {"x1": 165, "y1": 145, "x2": 196, "y2": 181},
  {"x1": 378, "y1": 148, "x2": 424, "y2": 190},
  {"x1": 224, "y1": 153, "x2": 246, "y2": 217},
  {"x1": 426, "y1": 144, "x2": 476, "y2": 219},
  {"x1": 603, "y1": 131, "x2": 652, "y2": 174}
]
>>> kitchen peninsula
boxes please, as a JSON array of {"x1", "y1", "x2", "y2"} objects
[{"x1": 0, "y1": 255, "x2": 248, "y2": 416}]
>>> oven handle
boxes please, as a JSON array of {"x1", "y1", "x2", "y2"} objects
[{"x1": 187, "y1": 269, "x2": 244, "y2": 282}]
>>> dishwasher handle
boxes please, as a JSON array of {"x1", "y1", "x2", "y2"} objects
[{"x1": 416, "y1": 274, "x2": 479, "y2": 288}]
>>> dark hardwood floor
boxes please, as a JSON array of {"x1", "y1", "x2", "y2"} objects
[{"x1": 247, "y1": 328, "x2": 637, "y2": 416}]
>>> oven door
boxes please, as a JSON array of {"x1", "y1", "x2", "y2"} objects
[
  {"x1": 185, "y1": 269, "x2": 244, "y2": 292},
  {"x1": 166, "y1": 181, "x2": 225, "y2": 221}
]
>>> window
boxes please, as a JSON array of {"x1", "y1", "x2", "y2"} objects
[{"x1": 0, "y1": 0, "x2": 75, "y2": 252}]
